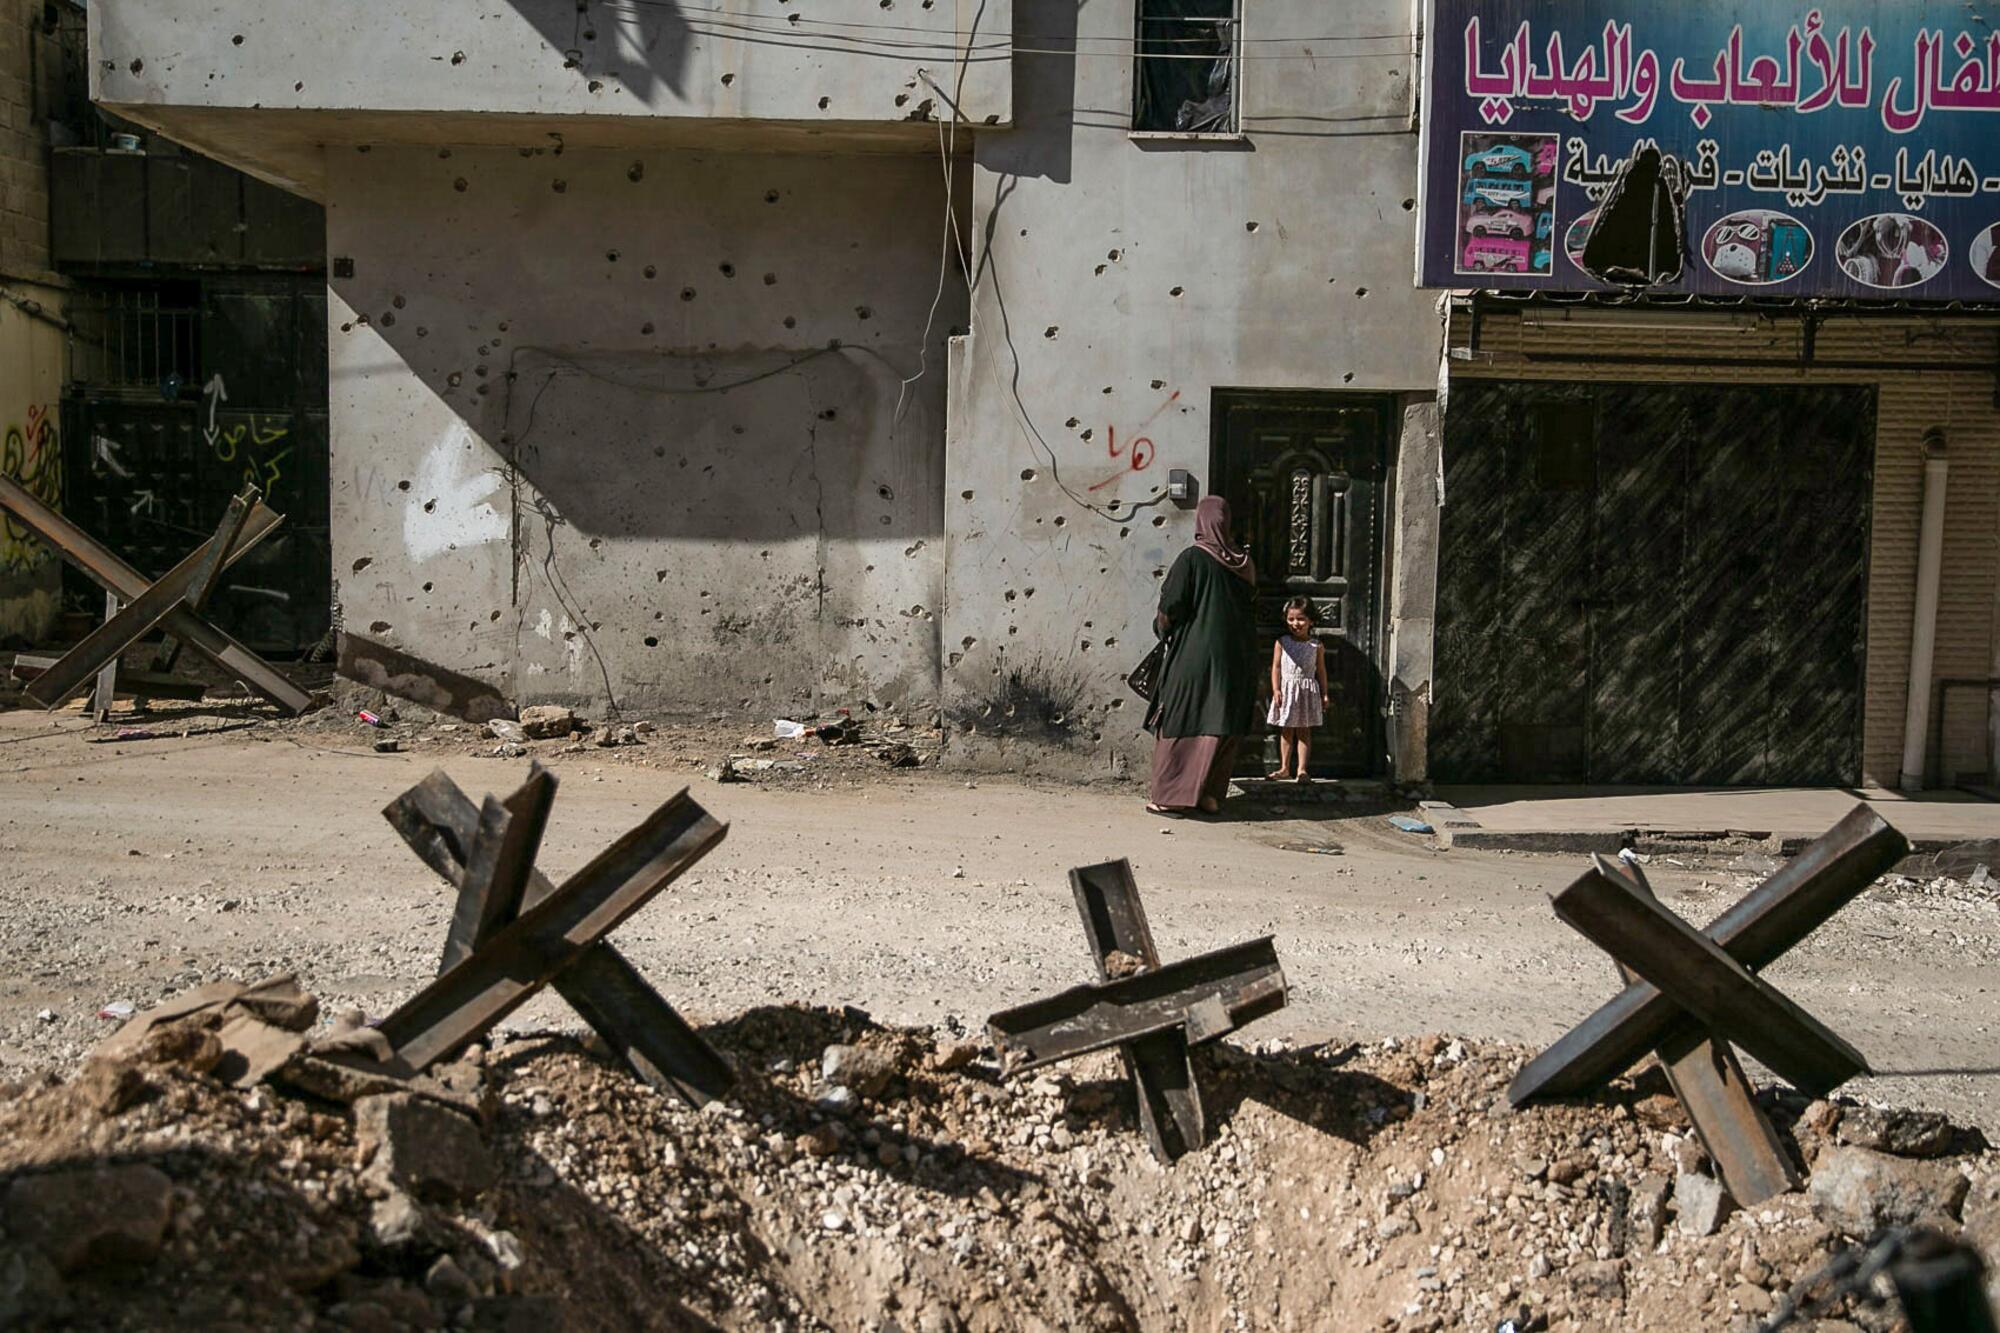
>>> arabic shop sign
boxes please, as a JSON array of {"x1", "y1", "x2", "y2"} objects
[{"x1": 1417, "y1": 2, "x2": 2000, "y2": 299}]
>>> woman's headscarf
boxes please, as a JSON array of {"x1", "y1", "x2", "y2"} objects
[{"x1": 1193, "y1": 495, "x2": 1255, "y2": 584}]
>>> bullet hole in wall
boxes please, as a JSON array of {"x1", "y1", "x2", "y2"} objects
[
  {"x1": 423, "y1": 499, "x2": 437, "y2": 513},
  {"x1": 1355, "y1": 286, "x2": 1369, "y2": 297},
  {"x1": 606, "y1": 250, "x2": 620, "y2": 262},
  {"x1": 856, "y1": 306, "x2": 873, "y2": 320},
  {"x1": 765, "y1": 188, "x2": 781, "y2": 203},
  {"x1": 1094, "y1": 265, "x2": 1106, "y2": 276},
  {"x1": 553, "y1": 179, "x2": 567, "y2": 193},
  {"x1": 446, "y1": 372, "x2": 462, "y2": 387},
  {"x1": 1107, "y1": 248, "x2": 1121, "y2": 261},
  {"x1": 641, "y1": 322, "x2": 655, "y2": 335},
  {"x1": 422, "y1": 581, "x2": 434, "y2": 592},
  {"x1": 1004, "y1": 590, "x2": 1016, "y2": 602},
  {"x1": 451, "y1": 51, "x2": 466, "y2": 64},
  {"x1": 818, "y1": 96, "x2": 830, "y2": 109},
  {"x1": 490, "y1": 610, "x2": 501, "y2": 622},
  {"x1": 643, "y1": 265, "x2": 657, "y2": 279},
  {"x1": 380, "y1": 313, "x2": 395, "y2": 326},
  {"x1": 1152, "y1": 516, "x2": 1166, "y2": 527},
  {"x1": 1246, "y1": 221, "x2": 1260, "y2": 232},
  {"x1": 232, "y1": 34, "x2": 244, "y2": 45},
  {"x1": 720, "y1": 72, "x2": 735, "y2": 85},
  {"x1": 681, "y1": 288, "x2": 697, "y2": 301},
  {"x1": 1043, "y1": 326, "x2": 1058, "y2": 339},
  {"x1": 628, "y1": 162, "x2": 645, "y2": 182},
  {"x1": 1402, "y1": 198, "x2": 1416, "y2": 211},
  {"x1": 295, "y1": 81, "x2": 304, "y2": 92},
  {"x1": 416, "y1": 327, "x2": 429, "y2": 338},
  {"x1": 961, "y1": 490, "x2": 974, "y2": 500},
  {"x1": 895, "y1": 93, "x2": 909, "y2": 107},
  {"x1": 1053, "y1": 515, "x2": 1066, "y2": 527},
  {"x1": 392, "y1": 295, "x2": 406, "y2": 309},
  {"x1": 1080, "y1": 428, "x2": 1094, "y2": 441},
  {"x1": 1151, "y1": 378, "x2": 1165, "y2": 389},
  {"x1": 877, "y1": 484, "x2": 894, "y2": 501},
  {"x1": 1343, "y1": 372, "x2": 1355, "y2": 383},
  {"x1": 351, "y1": 557, "x2": 373, "y2": 573},
  {"x1": 783, "y1": 316, "x2": 797, "y2": 328},
  {"x1": 762, "y1": 272, "x2": 777, "y2": 286},
  {"x1": 129, "y1": 58, "x2": 143, "y2": 74},
  {"x1": 1170, "y1": 286, "x2": 1184, "y2": 297},
  {"x1": 644, "y1": 635, "x2": 659, "y2": 647},
  {"x1": 397, "y1": 480, "x2": 411, "y2": 491},
  {"x1": 819, "y1": 408, "x2": 838, "y2": 420},
  {"x1": 587, "y1": 80, "x2": 603, "y2": 93},
  {"x1": 1021, "y1": 468, "x2": 1037, "y2": 481},
  {"x1": 369, "y1": 621, "x2": 392, "y2": 634},
  {"x1": 656, "y1": 570, "x2": 668, "y2": 582},
  {"x1": 718, "y1": 262, "x2": 736, "y2": 278}
]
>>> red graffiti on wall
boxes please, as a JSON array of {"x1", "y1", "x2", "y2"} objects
[{"x1": 1088, "y1": 389, "x2": 1180, "y2": 492}]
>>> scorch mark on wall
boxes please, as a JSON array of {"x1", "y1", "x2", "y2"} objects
[
  {"x1": 1, "y1": 406, "x2": 61, "y2": 572},
  {"x1": 405, "y1": 420, "x2": 510, "y2": 561},
  {"x1": 1088, "y1": 389, "x2": 1180, "y2": 493}
]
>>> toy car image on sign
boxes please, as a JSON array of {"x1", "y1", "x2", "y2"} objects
[
  {"x1": 1418, "y1": 0, "x2": 2000, "y2": 300},
  {"x1": 1454, "y1": 132, "x2": 1558, "y2": 276}
]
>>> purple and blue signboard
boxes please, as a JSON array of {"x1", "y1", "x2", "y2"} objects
[{"x1": 1417, "y1": 2, "x2": 2000, "y2": 299}]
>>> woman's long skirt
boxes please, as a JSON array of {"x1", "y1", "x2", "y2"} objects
[{"x1": 1147, "y1": 734, "x2": 1240, "y2": 810}]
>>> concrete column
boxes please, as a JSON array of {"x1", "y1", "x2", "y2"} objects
[
  {"x1": 1899, "y1": 430, "x2": 1950, "y2": 791},
  {"x1": 1387, "y1": 395, "x2": 1441, "y2": 785}
]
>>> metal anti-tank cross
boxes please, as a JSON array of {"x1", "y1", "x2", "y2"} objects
[
  {"x1": 0, "y1": 478, "x2": 312, "y2": 716},
  {"x1": 986, "y1": 860, "x2": 1288, "y2": 1162},
  {"x1": 1512, "y1": 805, "x2": 1909, "y2": 1205},
  {"x1": 365, "y1": 763, "x2": 734, "y2": 1105}
]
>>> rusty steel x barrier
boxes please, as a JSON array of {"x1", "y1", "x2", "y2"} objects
[
  {"x1": 0, "y1": 477, "x2": 311, "y2": 714},
  {"x1": 987, "y1": 860, "x2": 1287, "y2": 1163},
  {"x1": 369, "y1": 764, "x2": 734, "y2": 1105},
  {"x1": 1512, "y1": 804, "x2": 1908, "y2": 1207}
]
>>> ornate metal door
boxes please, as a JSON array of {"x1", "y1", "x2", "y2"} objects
[{"x1": 1213, "y1": 392, "x2": 1390, "y2": 777}]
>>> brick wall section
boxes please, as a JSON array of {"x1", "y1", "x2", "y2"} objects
[
  {"x1": 0, "y1": 0, "x2": 61, "y2": 280},
  {"x1": 1446, "y1": 307, "x2": 1999, "y2": 787}
]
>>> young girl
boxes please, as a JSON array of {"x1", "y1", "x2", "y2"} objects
[{"x1": 1267, "y1": 597, "x2": 1328, "y2": 781}]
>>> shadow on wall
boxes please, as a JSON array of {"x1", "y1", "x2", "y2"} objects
[
  {"x1": 498, "y1": 0, "x2": 692, "y2": 103},
  {"x1": 982, "y1": 0, "x2": 1079, "y2": 185},
  {"x1": 503, "y1": 346, "x2": 928, "y2": 542}
]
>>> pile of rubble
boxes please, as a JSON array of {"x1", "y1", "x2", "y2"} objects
[{"x1": 3, "y1": 986, "x2": 1993, "y2": 1332}]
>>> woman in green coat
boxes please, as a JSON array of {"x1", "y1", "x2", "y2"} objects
[{"x1": 1146, "y1": 496, "x2": 1258, "y2": 814}]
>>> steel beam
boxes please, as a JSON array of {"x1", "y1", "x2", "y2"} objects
[
  {"x1": 440, "y1": 766, "x2": 556, "y2": 973},
  {"x1": 0, "y1": 476, "x2": 311, "y2": 714},
  {"x1": 26, "y1": 496, "x2": 280, "y2": 707},
  {"x1": 1603, "y1": 857, "x2": 1800, "y2": 1206},
  {"x1": 1070, "y1": 859, "x2": 1202, "y2": 1161},
  {"x1": 1555, "y1": 867, "x2": 1868, "y2": 1097},
  {"x1": 153, "y1": 488, "x2": 255, "y2": 674},
  {"x1": 381, "y1": 771, "x2": 735, "y2": 1105},
  {"x1": 1511, "y1": 804, "x2": 1904, "y2": 1104},
  {"x1": 987, "y1": 936, "x2": 1285, "y2": 1071}
]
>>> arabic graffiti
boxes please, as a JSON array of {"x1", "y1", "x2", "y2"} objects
[
  {"x1": 1423, "y1": 1, "x2": 2000, "y2": 300},
  {"x1": 1, "y1": 405, "x2": 61, "y2": 573},
  {"x1": 1087, "y1": 389, "x2": 1179, "y2": 494},
  {"x1": 203, "y1": 373, "x2": 293, "y2": 492}
]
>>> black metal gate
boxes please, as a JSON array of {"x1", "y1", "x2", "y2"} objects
[
  {"x1": 1432, "y1": 380, "x2": 1873, "y2": 786},
  {"x1": 1212, "y1": 391, "x2": 1391, "y2": 777},
  {"x1": 60, "y1": 277, "x2": 330, "y2": 654}
]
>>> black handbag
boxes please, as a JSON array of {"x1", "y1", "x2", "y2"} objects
[{"x1": 1127, "y1": 637, "x2": 1169, "y2": 701}]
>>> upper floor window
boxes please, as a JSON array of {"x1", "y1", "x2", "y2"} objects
[{"x1": 1133, "y1": 0, "x2": 1241, "y2": 135}]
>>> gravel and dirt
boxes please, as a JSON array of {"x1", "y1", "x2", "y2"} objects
[{"x1": 1, "y1": 690, "x2": 1997, "y2": 1329}]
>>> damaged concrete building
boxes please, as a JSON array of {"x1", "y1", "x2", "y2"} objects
[{"x1": 85, "y1": 0, "x2": 2000, "y2": 791}]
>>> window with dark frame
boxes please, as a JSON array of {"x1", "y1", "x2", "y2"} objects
[{"x1": 1133, "y1": 0, "x2": 1240, "y2": 135}]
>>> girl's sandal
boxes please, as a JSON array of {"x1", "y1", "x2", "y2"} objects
[{"x1": 1145, "y1": 804, "x2": 1185, "y2": 817}]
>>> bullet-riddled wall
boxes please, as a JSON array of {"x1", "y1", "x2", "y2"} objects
[
  {"x1": 943, "y1": 0, "x2": 1442, "y2": 772},
  {"x1": 327, "y1": 145, "x2": 961, "y2": 715}
]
